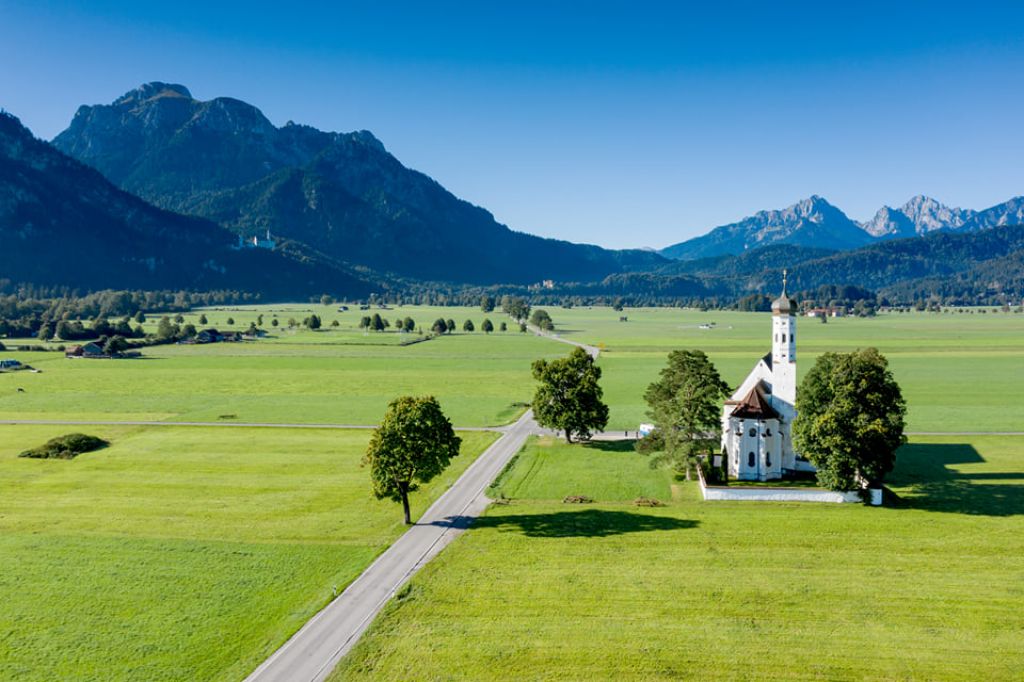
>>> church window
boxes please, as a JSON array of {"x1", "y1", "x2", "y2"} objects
[
  {"x1": 748, "y1": 452, "x2": 755, "y2": 468},
  {"x1": 748, "y1": 427, "x2": 756, "y2": 437},
  {"x1": 766, "y1": 452, "x2": 772, "y2": 467},
  {"x1": 765, "y1": 427, "x2": 772, "y2": 437},
  {"x1": 782, "y1": 333, "x2": 786, "y2": 342}
]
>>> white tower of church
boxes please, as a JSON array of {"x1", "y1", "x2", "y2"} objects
[{"x1": 770, "y1": 269, "x2": 797, "y2": 407}]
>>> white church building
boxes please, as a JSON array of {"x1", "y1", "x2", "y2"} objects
[{"x1": 720, "y1": 274, "x2": 815, "y2": 481}]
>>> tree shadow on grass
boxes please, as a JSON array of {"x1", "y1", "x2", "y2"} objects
[
  {"x1": 889, "y1": 443, "x2": 1024, "y2": 516},
  {"x1": 430, "y1": 509, "x2": 698, "y2": 538}
]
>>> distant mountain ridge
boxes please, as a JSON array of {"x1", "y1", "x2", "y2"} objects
[
  {"x1": 53, "y1": 82, "x2": 667, "y2": 285},
  {"x1": 0, "y1": 111, "x2": 375, "y2": 296},
  {"x1": 662, "y1": 194, "x2": 1024, "y2": 260}
]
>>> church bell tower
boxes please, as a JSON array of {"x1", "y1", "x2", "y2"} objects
[{"x1": 771, "y1": 269, "x2": 797, "y2": 406}]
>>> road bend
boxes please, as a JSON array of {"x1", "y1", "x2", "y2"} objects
[{"x1": 243, "y1": 409, "x2": 538, "y2": 682}]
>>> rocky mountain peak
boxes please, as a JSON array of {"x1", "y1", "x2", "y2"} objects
[{"x1": 114, "y1": 82, "x2": 193, "y2": 107}]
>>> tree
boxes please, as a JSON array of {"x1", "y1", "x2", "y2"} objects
[
  {"x1": 480, "y1": 295, "x2": 495, "y2": 313},
  {"x1": 181, "y1": 323, "x2": 197, "y2": 338},
  {"x1": 519, "y1": 322, "x2": 527, "y2": 333},
  {"x1": 463, "y1": 319, "x2": 475, "y2": 332},
  {"x1": 363, "y1": 396, "x2": 462, "y2": 524},
  {"x1": 531, "y1": 347, "x2": 609, "y2": 443},
  {"x1": 500, "y1": 321, "x2": 507, "y2": 332},
  {"x1": 155, "y1": 317, "x2": 178, "y2": 341},
  {"x1": 226, "y1": 317, "x2": 235, "y2": 326},
  {"x1": 482, "y1": 319, "x2": 494, "y2": 333},
  {"x1": 305, "y1": 314, "x2": 322, "y2": 330},
  {"x1": 501, "y1": 295, "x2": 530, "y2": 321},
  {"x1": 102, "y1": 335, "x2": 129, "y2": 355},
  {"x1": 134, "y1": 311, "x2": 146, "y2": 324},
  {"x1": 530, "y1": 309, "x2": 554, "y2": 331},
  {"x1": 793, "y1": 348, "x2": 907, "y2": 492},
  {"x1": 271, "y1": 318, "x2": 280, "y2": 327},
  {"x1": 359, "y1": 315, "x2": 372, "y2": 329},
  {"x1": 638, "y1": 350, "x2": 730, "y2": 479},
  {"x1": 371, "y1": 313, "x2": 385, "y2": 332},
  {"x1": 445, "y1": 318, "x2": 456, "y2": 333},
  {"x1": 198, "y1": 313, "x2": 208, "y2": 325},
  {"x1": 432, "y1": 318, "x2": 447, "y2": 334},
  {"x1": 331, "y1": 319, "x2": 340, "y2": 327},
  {"x1": 403, "y1": 317, "x2": 416, "y2": 333},
  {"x1": 174, "y1": 314, "x2": 185, "y2": 324},
  {"x1": 320, "y1": 294, "x2": 334, "y2": 306}
]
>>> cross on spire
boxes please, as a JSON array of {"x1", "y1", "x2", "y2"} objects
[{"x1": 782, "y1": 268, "x2": 788, "y2": 295}]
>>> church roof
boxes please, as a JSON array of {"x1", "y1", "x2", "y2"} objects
[{"x1": 730, "y1": 384, "x2": 779, "y2": 420}]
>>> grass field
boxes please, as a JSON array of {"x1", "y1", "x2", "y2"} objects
[
  {"x1": 336, "y1": 435, "x2": 1024, "y2": 681},
  {"x1": 0, "y1": 424, "x2": 496, "y2": 681},
  {"x1": 0, "y1": 305, "x2": 562, "y2": 426},
  {"x1": 542, "y1": 307, "x2": 1024, "y2": 432}
]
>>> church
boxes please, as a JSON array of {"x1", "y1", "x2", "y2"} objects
[{"x1": 720, "y1": 274, "x2": 816, "y2": 481}]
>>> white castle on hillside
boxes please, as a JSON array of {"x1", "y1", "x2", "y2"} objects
[
  {"x1": 234, "y1": 229, "x2": 276, "y2": 250},
  {"x1": 720, "y1": 272, "x2": 816, "y2": 481}
]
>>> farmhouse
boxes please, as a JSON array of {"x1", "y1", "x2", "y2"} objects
[
  {"x1": 720, "y1": 274, "x2": 815, "y2": 481},
  {"x1": 65, "y1": 342, "x2": 106, "y2": 359},
  {"x1": 0, "y1": 359, "x2": 23, "y2": 371}
]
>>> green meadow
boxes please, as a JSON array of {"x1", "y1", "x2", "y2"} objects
[
  {"x1": 337, "y1": 434, "x2": 1024, "y2": 681},
  {"x1": 0, "y1": 423, "x2": 496, "y2": 681},
  {"x1": 2, "y1": 303, "x2": 1023, "y2": 680},
  {"x1": 0, "y1": 305, "x2": 560, "y2": 426},
  {"x1": 545, "y1": 306, "x2": 1024, "y2": 432}
]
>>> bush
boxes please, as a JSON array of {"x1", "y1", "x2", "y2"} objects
[
  {"x1": 19, "y1": 433, "x2": 109, "y2": 460},
  {"x1": 633, "y1": 496, "x2": 665, "y2": 507},
  {"x1": 563, "y1": 495, "x2": 594, "y2": 504}
]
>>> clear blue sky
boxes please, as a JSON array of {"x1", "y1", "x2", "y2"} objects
[{"x1": 2, "y1": 1, "x2": 1023, "y2": 249}]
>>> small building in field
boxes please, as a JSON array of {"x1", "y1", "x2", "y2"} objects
[
  {"x1": 66, "y1": 342, "x2": 106, "y2": 358},
  {"x1": 196, "y1": 329, "x2": 222, "y2": 344},
  {"x1": 0, "y1": 359, "x2": 22, "y2": 370}
]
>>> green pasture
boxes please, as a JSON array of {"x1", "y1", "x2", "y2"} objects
[
  {"x1": 539, "y1": 307, "x2": 1024, "y2": 432},
  {"x1": 336, "y1": 434, "x2": 1024, "y2": 680},
  {"x1": 0, "y1": 424, "x2": 496, "y2": 681},
  {"x1": 0, "y1": 310, "x2": 560, "y2": 426}
]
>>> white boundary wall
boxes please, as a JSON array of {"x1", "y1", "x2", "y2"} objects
[{"x1": 697, "y1": 465, "x2": 876, "y2": 504}]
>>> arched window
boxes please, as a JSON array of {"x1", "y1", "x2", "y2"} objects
[
  {"x1": 748, "y1": 452, "x2": 755, "y2": 468},
  {"x1": 766, "y1": 452, "x2": 772, "y2": 467},
  {"x1": 791, "y1": 331, "x2": 795, "y2": 342},
  {"x1": 782, "y1": 333, "x2": 786, "y2": 342},
  {"x1": 748, "y1": 427, "x2": 756, "y2": 437},
  {"x1": 765, "y1": 427, "x2": 772, "y2": 437}
]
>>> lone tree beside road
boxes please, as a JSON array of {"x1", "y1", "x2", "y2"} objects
[
  {"x1": 363, "y1": 396, "x2": 462, "y2": 524},
  {"x1": 793, "y1": 347, "x2": 906, "y2": 493},
  {"x1": 638, "y1": 349, "x2": 730, "y2": 480},
  {"x1": 530, "y1": 308, "x2": 554, "y2": 331},
  {"x1": 531, "y1": 347, "x2": 609, "y2": 443}
]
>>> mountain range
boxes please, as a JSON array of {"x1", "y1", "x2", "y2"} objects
[
  {"x1": 52, "y1": 82, "x2": 664, "y2": 285},
  {"x1": 0, "y1": 110, "x2": 375, "y2": 296},
  {"x1": 661, "y1": 194, "x2": 1024, "y2": 260}
]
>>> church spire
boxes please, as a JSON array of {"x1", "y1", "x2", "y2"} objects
[{"x1": 771, "y1": 269, "x2": 793, "y2": 315}]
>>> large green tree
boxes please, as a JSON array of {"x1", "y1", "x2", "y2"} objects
[
  {"x1": 531, "y1": 347, "x2": 609, "y2": 443},
  {"x1": 638, "y1": 350, "x2": 730, "y2": 479},
  {"x1": 793, "y1": 347, "x2": 907, "y2": 492},
  {"x1": 363, "y1": 396, "x2": 462, "y2": 524}
]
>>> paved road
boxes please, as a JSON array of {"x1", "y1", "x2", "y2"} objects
[
  {"x1": 527, "y1": 324, "x2": 600, "y2": 358},
  {"x1": 0, "y1": 419, "x2": 503, "y2": 432},
  {"x1": 243, "y1": 409, "x2": 539, "y2": 682}
]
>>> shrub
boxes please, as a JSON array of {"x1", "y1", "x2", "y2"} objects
[
  {"x1": 633, "y1": 496, "x2": 665, "y2": 507},
  {"x1": 20, "y1": 433, "x2": 109, "y2": 460},
  {"x1": 563, "y1": 494, "x2": 594, "y2": 504}
]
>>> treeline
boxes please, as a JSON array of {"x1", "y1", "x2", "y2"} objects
[{"x1": 0, "y1": 287, "x2": 262, "y2": 338}]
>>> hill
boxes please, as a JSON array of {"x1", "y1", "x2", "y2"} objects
[
  {"x1": 0, "y1": 111, "x2": 376, "y2": 297},
  {"x1": 53, "y1": 83, "x2": 666, "y2": 285}
]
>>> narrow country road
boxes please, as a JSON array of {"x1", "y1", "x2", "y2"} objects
[{"x1": 243, "y1": 409, "x2": 540, "y2": 682}]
